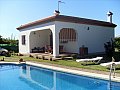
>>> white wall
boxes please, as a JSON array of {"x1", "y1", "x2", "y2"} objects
[
  {"x1": 55, "y1": 21, "x2": 114, "y2": 54},
  {"x1": 78, "y1": 25, "x2": 114, "y2": 53},
  {"x1": 19, "y1": 30, "x2": 30, "y2": 54},
  {"x1": 19, "y1": 20, "x2": 114, "y2": 54},
  {"x1": 19, "y1": 22, "x2": 55, "y2": 54}
]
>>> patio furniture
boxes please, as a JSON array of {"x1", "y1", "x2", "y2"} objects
[
  {"x1": 100, "y1": 62, "x2": 120, "y2": 67},
  {"x1": 76, "y1": 57, "x2": 103, "y2": 64},
  {"x1": 32, "y1": 47, "x2": 45, "y2": 53},
  {"x1": 59, "y1": 45, "x2": 64, "y2": 53},
  {"x1": 45, "y1": 45, "x2": 53, "y2": 54},
  {"x1": 63, "y1": 57, "x2": 73, "y2": 60},
  {"x1": 45, "y1": 45, "x2": 64, "y2": 54},
  {"x1": 100, "y1": 61, "x2": 120, "y2": 78}
]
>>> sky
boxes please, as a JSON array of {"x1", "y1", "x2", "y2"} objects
[{"x1": 0, "y1": 0, "x2": 120, "y2": 39}]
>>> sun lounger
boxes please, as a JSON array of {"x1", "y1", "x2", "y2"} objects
[
  {"x1": 76, "y1": 57, "x2": 103, "y2": 64},
  {"x1": 100, "y1": 62, "x2": 120, "y2": 67},
  {"x1": 100, "y1": 61, "x2": 120, "y2": 78}
]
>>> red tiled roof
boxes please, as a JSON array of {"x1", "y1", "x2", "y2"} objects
[{"x1": 17, "y1": 15, "x2": 117, "y2": 30}]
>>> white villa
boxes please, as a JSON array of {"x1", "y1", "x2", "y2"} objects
[{"x1": 17, "y1": 12, "x2": 116, "y2": 57}]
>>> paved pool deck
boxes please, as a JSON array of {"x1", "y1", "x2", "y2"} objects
[{"x1": 0, "y1": 61, "x2": 120, "y2": 82}]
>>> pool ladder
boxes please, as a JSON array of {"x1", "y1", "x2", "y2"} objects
[{"x1": 108, "y1": 62, "x2": 116, "y2": 90}]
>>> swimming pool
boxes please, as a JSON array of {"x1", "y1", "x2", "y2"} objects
[{"x1": 0, "y1": 64, "x2": 120, "y2": 90}]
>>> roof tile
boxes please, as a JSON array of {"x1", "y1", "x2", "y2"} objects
[{"x1": 17, "y1": 15, "x2": 117, "y2": 30}]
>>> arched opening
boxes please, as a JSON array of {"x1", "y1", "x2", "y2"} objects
[
  {"x1": 29, "y1": 29, "x2": 52, "y2": 53},
  {"x1": 59, "y1": 28, "x2": 77, "y2": 53},
  {"x1": 59, "y1": 28, "x2": 77, "y2": 43}
]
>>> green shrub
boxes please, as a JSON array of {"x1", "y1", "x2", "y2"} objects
[
  {"x1": 5, "y1": 52, "x2": 11, "y2": 57},
  {"x1": 114, "y1": 37, "x2": 120, "y2": 51}
]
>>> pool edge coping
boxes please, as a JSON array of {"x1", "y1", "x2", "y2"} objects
[{"x1": 1, "y1": 61, "x2": 120, "y2": 82}]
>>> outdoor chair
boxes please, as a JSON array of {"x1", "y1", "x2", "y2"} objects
[
  {"x1": 76, "y1": 57, "x2": 103, "y2": 64},
  {"x1": 45, "y1": 45, "x2": 53, "y2": 54}
]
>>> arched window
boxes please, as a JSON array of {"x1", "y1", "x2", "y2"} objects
[{"x1": 59, "y1": 28, "x2": 76, "y2": 43}]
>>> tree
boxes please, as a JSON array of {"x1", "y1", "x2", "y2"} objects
[
  {"x1": 0, "y1": 35, "x2": 18, "y2": 45},
  {"x1": 114, "y1": 37, "x2": 120, "y2": 51},
  {"x1": 104, "y1": 38, "x2": 115, "y2": 62},
  {"x1": 104, "y1": 41, "x2": 114, "y2": 58},
  {"x1": 0, "y1": 35, "x2": 2, "y2": 41},
  {"x1": 0, "y1": 35, "x2": 4, "y2": 44},
  {"x1": 0, "y1": 35, "x2": 2, "y2": 40}
]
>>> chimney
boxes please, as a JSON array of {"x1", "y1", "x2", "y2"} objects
[{"x1": 107, "y1": 11, "x2": 113, "y2": 23}]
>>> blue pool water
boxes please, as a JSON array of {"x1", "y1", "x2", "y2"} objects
[{"x1": 0, "y1": 64, "x2": 120, "y2": 90}]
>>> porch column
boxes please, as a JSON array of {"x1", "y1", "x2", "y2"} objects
[{"x1": 52, "y1": 28, "x2": 59, "y2": 57}]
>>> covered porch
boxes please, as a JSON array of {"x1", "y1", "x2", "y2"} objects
[{"x1": 29, "y1": 27, "x2": 78, "y2": 57}]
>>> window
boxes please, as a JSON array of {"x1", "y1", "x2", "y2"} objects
[
  {"x1": 22, "y1": 35, "x2": 26, "y2": 45},
  {"x1": 59, "y1": 28, "x2": 76, "y2": 43}
]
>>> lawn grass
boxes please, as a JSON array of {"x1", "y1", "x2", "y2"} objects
[{"x1": 0, "y1": 55, "x2": 120, "y2": 73}]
